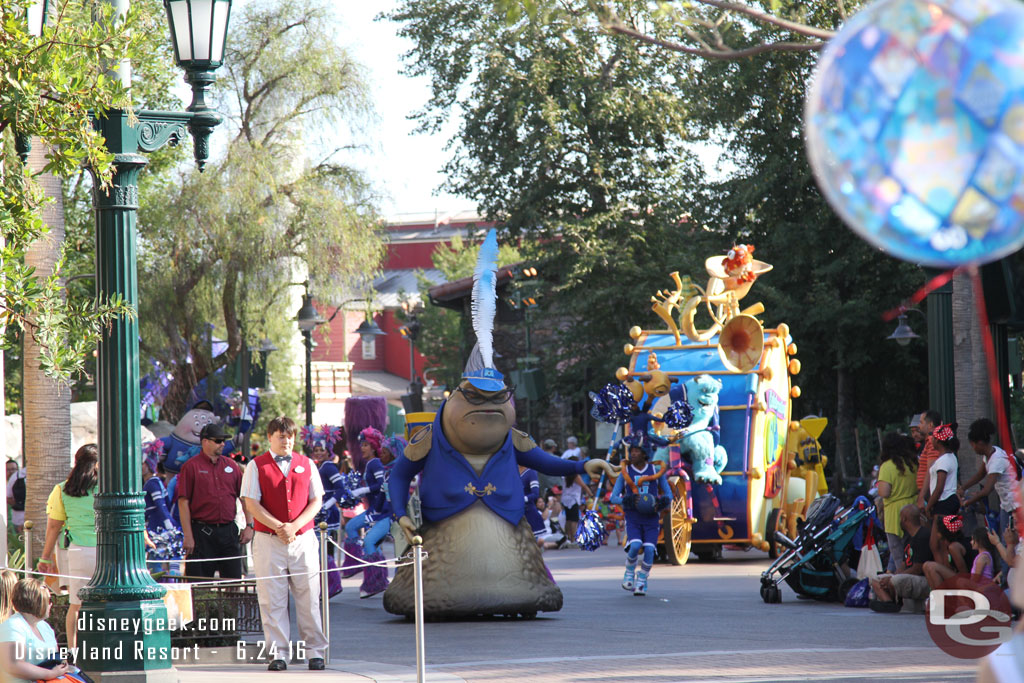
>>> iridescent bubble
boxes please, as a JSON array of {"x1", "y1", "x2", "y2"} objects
[{"x1": 805, "y1": 0, "x2": 1024, "y2": 266}]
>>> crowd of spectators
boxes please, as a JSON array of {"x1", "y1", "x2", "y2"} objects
[{"x1": 868, "y1": 411, "x2": 1022, "y2": 618}]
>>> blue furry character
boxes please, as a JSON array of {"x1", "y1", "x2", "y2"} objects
[{"x1": 676, "y1": 374, "x2": 727, "y2": 484}]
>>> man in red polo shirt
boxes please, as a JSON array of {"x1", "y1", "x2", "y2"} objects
[
  {"x1": 242, "y1": 416, "x2": 328, "y2": 672},
  {"x1": 914, "y1": 410, "x2": 942, "y2": 510},
  {"x1": 178, "y1": 423, "x2": 253, "y2": 579}
]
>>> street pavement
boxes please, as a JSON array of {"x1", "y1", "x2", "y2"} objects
[{"x1": 178, "y1": 545, "x2": 981, "y2": 682}]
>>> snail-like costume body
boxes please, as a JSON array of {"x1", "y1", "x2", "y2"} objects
[{"x1": 384, "y1": 383, "x2": 614, "y2": 619}]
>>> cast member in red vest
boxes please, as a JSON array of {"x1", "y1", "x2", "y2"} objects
[{"x1": 241, "y1": 416, "x2": 329, "y2": 671}]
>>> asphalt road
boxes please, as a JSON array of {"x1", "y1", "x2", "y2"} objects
[{"x1": 181, "y1": 543, "x2": 982, "y2": 682}]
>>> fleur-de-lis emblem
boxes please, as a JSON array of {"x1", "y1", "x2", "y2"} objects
[{"x1": 465, "y1": 482, "x2": 497, "y2": 497}]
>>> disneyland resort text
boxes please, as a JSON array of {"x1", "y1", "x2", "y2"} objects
[{"x1": 16, "y1": 641, "x2": 200, "y2": 662}]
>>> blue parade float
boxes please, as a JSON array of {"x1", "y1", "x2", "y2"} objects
[{"x1": 594, "y1": 249, "x2": 825, "y2": 563}]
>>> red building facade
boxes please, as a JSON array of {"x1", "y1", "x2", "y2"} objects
[{"x1": 309, "y1": 212, "x2": 492, "y2": 404}]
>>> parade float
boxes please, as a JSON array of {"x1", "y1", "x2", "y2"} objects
[{"x1": 591, "y1": 246, "x2": 825, "y2": 563}]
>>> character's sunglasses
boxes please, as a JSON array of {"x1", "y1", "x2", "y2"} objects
[{"x1": 455, "y1": 385, "x2": 516, "y2": 405}]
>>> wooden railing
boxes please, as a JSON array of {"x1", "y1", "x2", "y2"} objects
[{"x1": 311, "y1": 361, "x2": 354, "y2": 401}]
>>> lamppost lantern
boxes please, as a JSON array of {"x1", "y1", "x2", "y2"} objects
[
  {"x1": 295, "y1": 293, "x2": 324, "y2": 333},
  {"x1": 163, "y1": 0, "x2": 233, "y2": 170},
  {"x1": 884, "y1": 313, "x2": 925, "y2": 348},
  {"x1": 355, "y1": 317, "x2": 386, "y2": 344},
  {"x1": 26, "y1": 0, "x2": 49, "y2": 37},
  {"x1": 13, "y1": 0, "x2": 50, "y2": 163}
]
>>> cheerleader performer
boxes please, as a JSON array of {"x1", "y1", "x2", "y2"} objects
[
  {"x1": 609, "y1": 439, "x2": 672, "y2": 596},
  {"x1": 345, "y1": 428, "x2": 402, "y2": 598},
  {"x1": 303, "y1": 425, "x2": 348, "y2": 540}
]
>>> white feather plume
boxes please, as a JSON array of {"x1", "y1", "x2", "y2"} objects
[{"x1": 471, "y1": 229, "x2": 499, "y2": 369}]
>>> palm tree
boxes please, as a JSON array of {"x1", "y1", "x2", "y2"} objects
[{"x1": 23, "y1": 145, "x2": 72, "y2": 571}]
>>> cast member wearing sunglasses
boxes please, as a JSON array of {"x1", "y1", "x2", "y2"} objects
[{"x1": 177, "y1": 423, "x2": 254, "y2": 580}]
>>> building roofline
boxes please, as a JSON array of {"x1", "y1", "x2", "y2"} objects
[{"x1": 427, "y1": 264, "x2": 520, "y2": 310}]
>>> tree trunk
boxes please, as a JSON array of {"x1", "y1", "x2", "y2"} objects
[
  {"x1": 0, "y1": 159, "x2": 6, "y2": 564},
  {"x1": 952, "y1": 272, "x2": 990, "y2": 491},
  {"x1": 23, "y1": 145, "x2": 71, "y2": 570},
  {"x1": 835, "y1": 364, "x2": 856, "y2": 492}
]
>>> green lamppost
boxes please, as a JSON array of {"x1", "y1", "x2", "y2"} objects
[
  {"x1": 296, "y1": 286, "x2": 325, "y2": 427},
  {"x1": 77, "y1": 1, "x2": 232, "y2": 679}
]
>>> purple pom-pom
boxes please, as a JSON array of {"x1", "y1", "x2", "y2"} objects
[{"x1": 575, "y1": 509, "x2": 607, "y2": 551}]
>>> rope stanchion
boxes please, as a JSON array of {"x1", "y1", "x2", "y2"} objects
[
  {"x1": 24, "y1": 520, "x2": 33, "y2": 577},
  {"x1": 318, "y1": 521, "x2": 330, "y2": 664},
  {"x1": 412, "y1": 534, "x2": 426, "y2": 683}
]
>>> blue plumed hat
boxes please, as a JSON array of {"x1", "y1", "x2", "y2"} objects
[
  {"x1": 462, "y1": 229, "x2": 506, "y2": 392},
  {"x1": 462, "y1": 344, "x2": 505, "y2": 392}
]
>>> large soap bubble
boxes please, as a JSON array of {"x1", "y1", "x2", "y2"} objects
[{"x1": 805, "y1": 0, "x2": 1024, "y2": 267}]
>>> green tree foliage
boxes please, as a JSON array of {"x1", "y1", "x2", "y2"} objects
[
  {"x1": 394, "y1": 0, "x2": 928, "y2": 468},
  {"x1": 389, "y1": 0, "x2": 716, "y2": 399},
  {"x1": 0, "y1": 0, "x2": 175, "y2": 380},
  {"x1": 589, "y1": 0, "x2": 927, "y2": 465},
  {"x1": 136, "y1": 0, "x2": 385, "y2": 420},
  {"x1": 681, "y1": 44, "x2": 926, "y2": 465},
  {"x1": 413, "y1": 233, "x2": 520, "y2": 388}
]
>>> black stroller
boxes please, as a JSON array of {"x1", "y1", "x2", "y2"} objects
[{"x1": 759, "y1": 494, "x2": 874, "y2": 604}]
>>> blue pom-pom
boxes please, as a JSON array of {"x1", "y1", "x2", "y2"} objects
[
  {"x1": 589, "y1": 383, "x2": 635, "y2": 424},
  {"x1": 337, "y1": 471, "x2": 364, "y2": 509},
  {"x1": 575, "y1": 509, "x2": 607, "y2": 552},
  {"x1": 148, "y1": 527, "x2": 184, "y2": 561},
  {"x1": 662, "y1": 398, "x2": 693, "y2": 429}
]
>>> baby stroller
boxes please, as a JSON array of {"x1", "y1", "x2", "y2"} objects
[{"x1": 759, "y1": 494, "x2": 872, "y2": 604}]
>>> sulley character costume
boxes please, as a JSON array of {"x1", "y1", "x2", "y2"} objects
[{"x1": 676, "y1": 374, "x2": 728, "y2": 484}]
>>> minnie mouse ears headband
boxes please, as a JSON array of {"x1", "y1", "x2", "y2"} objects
[
  {"x1": 942, "y1": 515, "x2": 963, "y2": 533},
  {"x1": 933, "y1": 423, "x2": 956, "y2": 441}
]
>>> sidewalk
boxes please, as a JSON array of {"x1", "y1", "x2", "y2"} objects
[
  {"x1": 176, "y1": 646, "x2": 976, "y2": 682},
  {"x1": 177, "y1": 662, "x2": 466, "y2": 683}
]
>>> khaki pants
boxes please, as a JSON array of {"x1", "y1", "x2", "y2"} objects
[{"x1": 252, "y1": 531, "x2": 328, "y2": 660}]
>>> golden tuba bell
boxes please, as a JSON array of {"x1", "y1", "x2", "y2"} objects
[{"x1": 717, "y1": 313, "x2": 764, "y2": 373}]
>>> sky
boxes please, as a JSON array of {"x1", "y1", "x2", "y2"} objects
[{"x1": 333, "y1": 3, "x2": 474, "y2": 221}]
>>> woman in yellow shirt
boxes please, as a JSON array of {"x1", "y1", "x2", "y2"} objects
[
  {"x1": 38, "y1": 444, "x2": 98, "y2": 651},
  {"x1": 876, "y1": 432, "x2": 920, "y2": 572}
]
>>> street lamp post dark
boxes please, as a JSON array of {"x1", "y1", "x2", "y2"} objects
[
  {"x1": 399, "y1": 305, "x2": 423, "y2": 412},
  {"x1": 296, "y1": 287, "x2": 324, "y2": 427},
  {"x1": 74, "y1": 1, "x2": 232, "y2": 678}
]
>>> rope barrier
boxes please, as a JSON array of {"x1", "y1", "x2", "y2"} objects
[
  {"x1": 327, "y1": 535, "x2": 425, "y2": 568},
  {"x1": 15, "y1": 546, "x2": 416, "y2": 585},
  {"x1": 9, "y1": 566, "x2": 92, "y2": 581},
  {"x1": 11, "y1": 558, "x2": 415, "y2": 589},
  {"x1": 145, "y1": 554, "x2": 248, "y2": 564}
]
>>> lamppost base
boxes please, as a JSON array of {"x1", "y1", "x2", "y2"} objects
[{"x1": 78, "y1": 599, "x2": 175, "y2": 677}]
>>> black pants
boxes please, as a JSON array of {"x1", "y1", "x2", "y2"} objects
[{"x1": 189, "y1": 521, "x2": 243, "y2": 580}]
